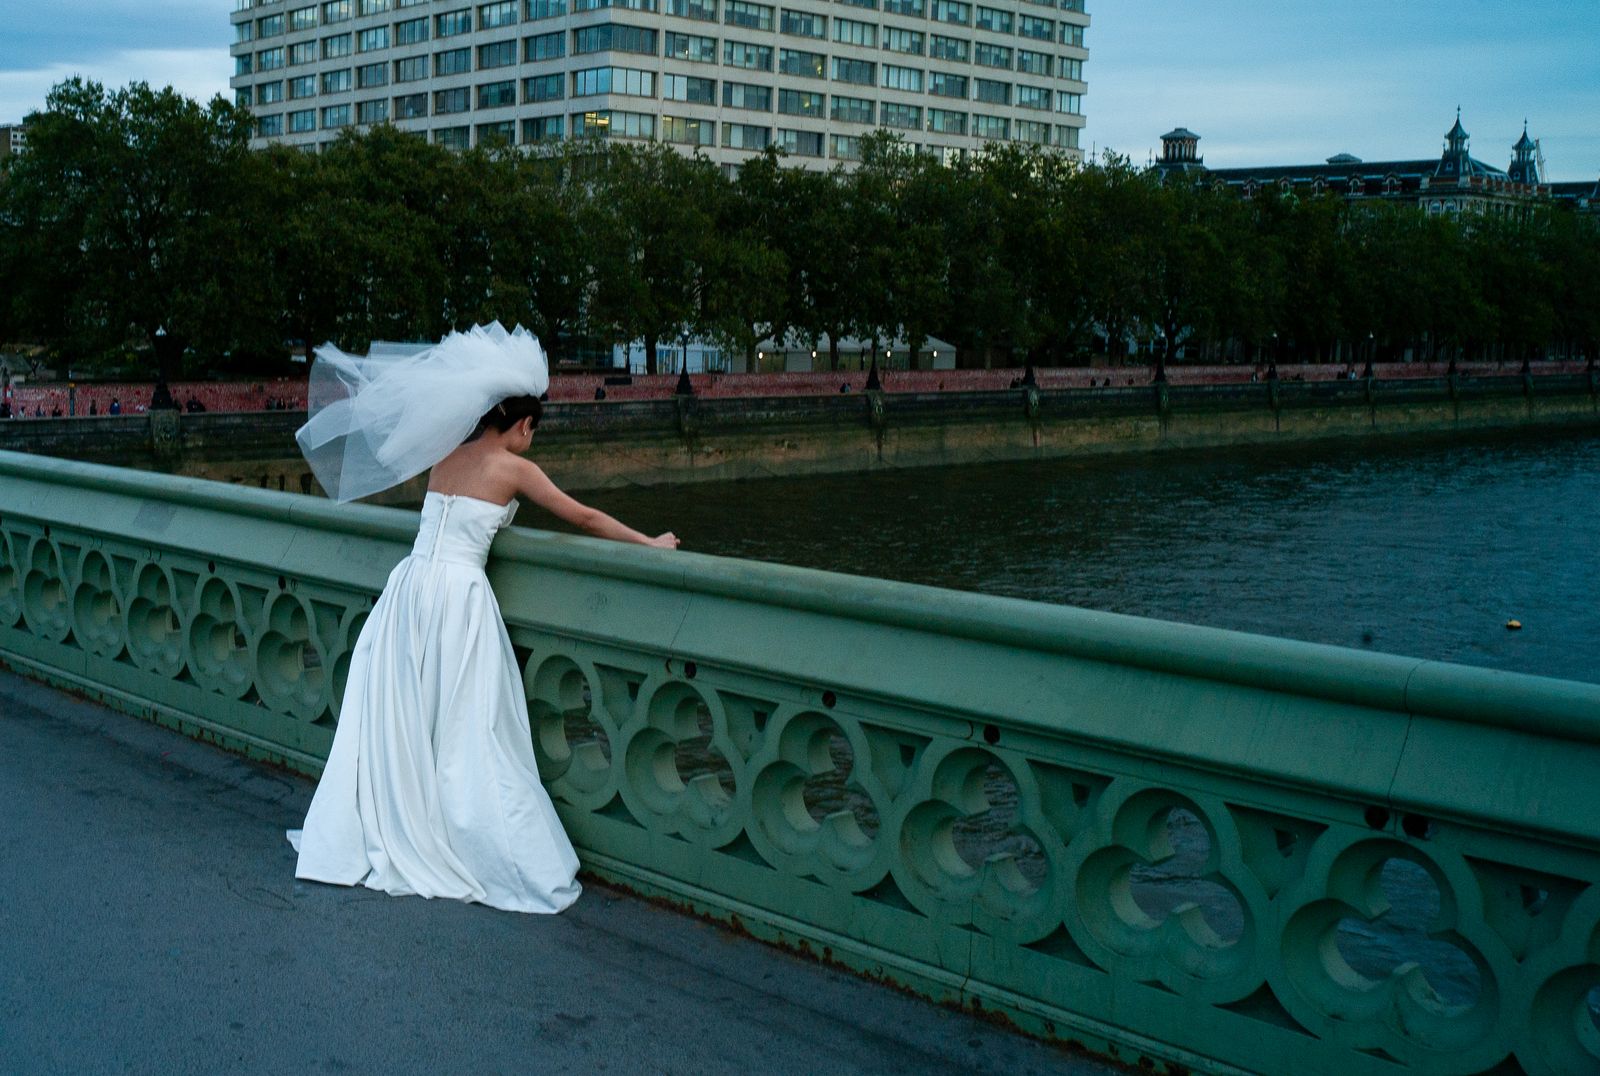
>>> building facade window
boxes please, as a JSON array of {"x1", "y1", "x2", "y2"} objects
[
  {"x1": 1017, "y1": 14, "x2": 1052, "y2": 40},
  {"x1": 288, "y1": 108, "x2": 317, "y2": 132},
  {"x1": 572, "y1": 109, "x2": 656, "y2": 138},
  {"x1": 972, "y1": 112, "x2": 1007, "y2": 139},
  {"x1": 435, "y1": 47, "x2": 472, "y2": 74},
  {"x1": 880, "y1": 63, "x2": 922, "y2": 91},
  {"x1": 435, "y1": 125, "x2": 471, "y2": 149},
  {"x1": 289, "y1": 74, "x2": 318, "y2": 97},
  {"x1": 258, "y1": 80, "x2": 286, "y2": 103},
  {"x1": 830, "y1": 56, "x2": 874, "y2": 84},
  {"x1": 1055, "y1": 123, "x2": 1079, "y2": 148},
  {"x1": 479, "y1": 40, "x2": 518, "y2": 67},
  {"x1": 723, "y1": 40, "x2": 773, "y2": 69},
  {"x1": 663, "y1": 73, "x2": 717, "y2": 102},
  {"x1": 394, "y1": 91, "x2": 428, "y2": 118},
  {"x1": 666, "y1": 0, "x2": 718, "y2": 19},
  {"x1": 778, "y1": 47, "x2": 825, "y2": 77},
  {"x1": 477, "y1": 119, "x2": 516, "y2": 143},
  {"x1": 322, "y1": 1, "x2": 352, "y2": 23},
  {"x1": 1054, "y1": 90, "x2": 1080, "y2": 113},
  {"x1": 236, "y1": 55, "x2": 255, "y2": 77},
  {"x1": 662, "y1": 115, "x2": 715, "y2": 144},
  {"x1": 236, "y1": 86, "x2": 254, "y2": 108},
  {"x1": 973, "y1": 76, "x2": 1009, "y2": 104},
  {"x1": 1012, "y1": 83, "x2": 1047, "y2": 109},
  {"x1": 257, "y1": 113, "x2": 285, "y2": 136},
  {"x1": 928, "y1": 71, "x2": 966, "y2": 97},
  {"x1": 1058, "y1": 57, "x2": 1082, "y2": 80},
  {"x1": 480, "y1": 0, "x2": 519, "y2": 27},
  {"x1": 1059, "y1": 22, "x2": 1083, "y2": 46},
  {"x1": 1016, "y1": 49, "x2": 1050, "y2": 76},
  {"x1": 879, "y1": 101, "x2": 919, "y2": 129},
  {"x1": 831, "y1": 17, "x2": 875, "y2": 46},
  {"x1": 358, "y1": 27, "x2": 389, "y2": 51},
  {"x1": 289, "y1": 5, "x2": 318, "y2": 30},
  {"x1": 356, "y1": 61, "x2": 388, "y2": 87},
  {"x1": 926, "y1": 106, "x2": 965, "y2": 133},
  {"x1": 882, "y1": 0, "x2": 921, "y2": 14},
  {"x1": 258, "y1": 14, "x2": 286, "y2": 35},
  {"x1": 435, "y1": 87, "x2": 470, "y2": 113},
  {"x1": 775, "y1": 128, "x2": 823, "y2": 157},
  {"x1": 437, "y1": 9, "x2": 473, "y2": 35},
  {"x1": 574, "y1": 0, "x2": 660, "y2": 12},
  {"x1": 395, "y1": 16, "x2": 429, "y2": 44},
  {"x1": 478, "y1": 79, "x2": 517, "y2": 107},
  {"x1": 1014, "y1": 118, "x2": 1049, "y2": 143},
  {"x1": 722, "y1": 121, "x2": 769, "y2": 149},
  {"x1": 323, "y1": 33, "x2": 353, "y2": 59},
  {"x1": 523, "y1": 73, "x2": 564, "y2": 101},
  {"x1": 722, "y1": 81, "x2": 772, "y2": 110},
  {"x1": 357, "y1": 98, "x2": 389, "y2": 123},
  {"x1": 931, "y1": 0, "x2": 968, "y2": 24},
  {"x1": 929, "y1": 34, "x2": 968, "y2": 61},
  {"x1": 288, "y1": 41, "x2": 317, "y2": 65},
  {"x1": 525, "y1": 31, "x2": 565, "y2": 59},
  {"x1": 574, "y1": 24, "x2": 658, "y2": 54},
  {"x1": 526, "y1": 0, "x2": 566, "y2": 17},
  {"x1": 322, "y1": 68, "x2": 353, "y2": 93},
  {"x1": 829, "y1": 94, "x2": 873, "y2": 124},
  {"x1": 974, "y1": 5, "x2": 1010, "y2": 32},
  {"x1": 522, "y1": 115, "x2": 564, "y2": 141},
  {"x1": 237, "y1": 22, "x2": 256, "y2": 46},
  {"x1": 257, "y1": 47, "x2": 286, "y2": 71},
  {"x1": 830, "y1": 133, "x2": 861, "y2": 159},
  {"x1": 665, "y1": 31, "x2": 716, "y2": 61},
  {"x1": 359, "y1": 0, "x2": 391, "y2": 14},
  {"x1": 882, "y1": 27, "x2": 922, "y2": 54},
  {"x1": 724, "y1": 0, "x2": 774, "y2": 30},
  {"x1": 394, "y1": 55, "x2": 430, "y2": 81},
  {"x1": 780, "y1": 9, "x2": 825, "y2": 36},
  {"x1": 974, "y1": 42, "x2": 1010, "y2": 68},
  {"x1": 777, "y1": 88, "x2": 823, "y2": 115},
  {"x1": 572, "y1": 66, "x2": 656, "y2": 96},
  {"x1": 320, "y1": 103, "x2": 351, "y2": 127}
]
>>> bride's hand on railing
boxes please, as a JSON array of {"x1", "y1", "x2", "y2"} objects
[{"x1": 648, "y1": 532, "x2": 680, "y2": 550}]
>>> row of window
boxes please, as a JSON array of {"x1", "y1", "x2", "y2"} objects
[
  {"x1": 235, "y1": 0, "x2": 1086, "y2": 40},
  {"x1": 252, "y1": 102, "x2": 1082, "y2": 153},
  {"x1": 240, "y1": 27, "x2": 1085, "y2": 82},
  {"x1": 235, "y1": 0, "x2": 1088, "y2": 58},
  {"x1": 240, "y1": 68, "x2": 1082, "y2": 112}
]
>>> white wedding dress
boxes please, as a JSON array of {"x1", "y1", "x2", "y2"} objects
[{"x1": 289, "y1": 491, "x2": 582, "y2": 914}]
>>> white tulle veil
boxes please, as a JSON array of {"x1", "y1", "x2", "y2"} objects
[{"x1": 296, "y1": 322, "x2": 550, "y2": 502}]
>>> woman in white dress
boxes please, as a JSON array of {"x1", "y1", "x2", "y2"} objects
[{"x1": 289, "y1": 324, "x2": 676, "y2": 913}]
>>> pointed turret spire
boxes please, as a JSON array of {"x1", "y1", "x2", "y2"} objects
[
  {"x1": 1509, "y1": 120, "x2": 1541, "y2": 184},
  {"x1": 1438, "y1": 107, "x2": 1471, "y2": 177}
]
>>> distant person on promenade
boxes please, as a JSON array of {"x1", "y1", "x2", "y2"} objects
[
  {"x1": 108, "y1": 397, "x2": 121, "y2": 415},
  {"x1": 289, "y1": 323, "x2": 677, "y2": 915},
  {"x1": 89, "y1": 400, "x2": 98, "y2": 416}
]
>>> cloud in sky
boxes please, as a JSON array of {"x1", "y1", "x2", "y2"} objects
[
  {"x1": 2, "y1": 0, "x2": 1596, "y2": 180},
  {"x1": 0, "y1": 49, "x2": 231, "y2": 124}
]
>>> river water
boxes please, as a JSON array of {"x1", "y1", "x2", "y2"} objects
[{"x1": 540, "y1": 426, "x2": 1600, "y2": 1012}]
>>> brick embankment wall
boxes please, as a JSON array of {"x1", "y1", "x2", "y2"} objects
[{"x1": 9, "y1": 362, "x2": 1586, "y2": 414}]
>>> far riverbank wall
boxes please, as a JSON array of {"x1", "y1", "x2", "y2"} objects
[{"x1": 3, "y1": 371, "x2": 1596, "y2": 500}]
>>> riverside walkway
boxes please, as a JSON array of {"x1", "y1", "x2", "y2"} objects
[{"x1": 0, "y1": 669, "x2": 1114, "y2": 1076}]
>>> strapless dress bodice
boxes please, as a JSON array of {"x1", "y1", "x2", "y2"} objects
[{"x1": 410, "y1": 491, "x2": 519, "y2": 568}]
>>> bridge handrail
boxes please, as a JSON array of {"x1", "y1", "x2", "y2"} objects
[{"x1": 2, "y1": 447, "x2": 1597, "y2": 1075}]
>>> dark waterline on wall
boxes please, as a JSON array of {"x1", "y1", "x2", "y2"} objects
[{"x1": 550, "y1": 426, "x2": 1600, "y2": 685}]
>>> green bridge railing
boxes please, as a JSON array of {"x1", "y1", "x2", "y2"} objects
[{"x1": 2, "y1": 448, "x2": 1598, "y2": 1075}]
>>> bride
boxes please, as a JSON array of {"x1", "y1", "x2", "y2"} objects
[{"x1": 289, "y1": 323, "x2": 676, "y2": 913}]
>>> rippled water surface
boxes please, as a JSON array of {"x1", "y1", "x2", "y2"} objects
[{"x1": 562, "y1": 427, "x2": 1600, "y2": 684}]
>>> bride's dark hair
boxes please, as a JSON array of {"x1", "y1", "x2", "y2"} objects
[{"x1": 464, "y1": 394, "x2": 543, "y2": 444}]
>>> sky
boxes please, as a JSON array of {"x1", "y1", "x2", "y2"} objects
[{"x1": 1, "y1": 0, "x2": 1596, "y2": 180}]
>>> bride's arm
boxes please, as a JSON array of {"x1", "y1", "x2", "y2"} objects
[{"x1": 513, "y1": 457, "x2": 679, "y2": 549}]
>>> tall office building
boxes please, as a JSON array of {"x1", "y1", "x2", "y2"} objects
[
  {"x1": 228, "y1": 0, "x2": 1087, "y2": 168},
  {"x1": 0, "y1": 123, "x2": 27, "y2": 159}
]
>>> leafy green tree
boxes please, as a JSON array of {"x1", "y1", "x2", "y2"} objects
[
  {"x1": 701, "y1": 146, "x2": 790, "y2": 370},
  {"x1": 584, "y1": 142, "x2": 721, "y2": 374},
  {"x1": 3, "y1": 79, "x2": 270, "y2": 400}
]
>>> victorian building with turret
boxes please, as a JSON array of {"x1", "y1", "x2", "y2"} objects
[{"x1": 1152, "y1": 112, "x2": 1597, "y2": 218}]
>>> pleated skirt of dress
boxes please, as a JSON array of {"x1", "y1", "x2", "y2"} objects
[{"x1": 288, "y1": 555, "x2": 581, "y2": 914}]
